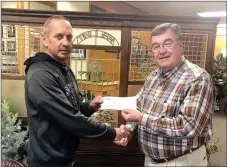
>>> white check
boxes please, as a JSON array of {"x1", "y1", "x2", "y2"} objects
[{"x1": 101, "y1": 96, "x2": 137, "y2": 110}]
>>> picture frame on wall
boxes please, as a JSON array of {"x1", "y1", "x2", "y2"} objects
[
  {"x1": 8, "y1": 26, "x2": 16, "y2": 37},
  {"x1": 7, "y1": 41, "x2": 16, "y2": 51},
  {"x1": 71, "y1": 49, "x2": 86, "y2": 59}
]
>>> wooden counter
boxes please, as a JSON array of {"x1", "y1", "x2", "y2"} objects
[
  {"x1": 74, "y1": 136, "x2": 144, "y2": 166},
  {"x1": 77, "y1": 80, "x2": 119, "y2": 96}
]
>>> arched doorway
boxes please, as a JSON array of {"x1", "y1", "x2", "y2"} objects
[{"x1": 70, "y1": 28, "x2": 122, "y2": 127}]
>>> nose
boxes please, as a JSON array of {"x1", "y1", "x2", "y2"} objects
[
  {"x1": 159, "y1": 45, "x2": 167, "y2": 54},
  {"x1": 62, "y1": 36, "x2": 70, "y2": 46}
]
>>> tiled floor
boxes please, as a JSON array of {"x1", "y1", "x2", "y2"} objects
[{"x1": 209, "y1": 111, "x2": 226, "y2": 166}]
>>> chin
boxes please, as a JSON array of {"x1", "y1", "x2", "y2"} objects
[
  {"x1": 54, "y1": 55, "x2": 68, "y2": 63},
  {"x1": 59, "y1": 54, "x2": 69, "y2": 59},
  {"x1": 158, "y1": 63, "x2": 173, "y2": 71}
]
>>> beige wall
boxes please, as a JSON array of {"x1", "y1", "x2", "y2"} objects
[
  {"x1": 1, "y1": 2, "x2": 53, "y2": 10},
  {"x1": 1, "y1": 2, "x2": 17, "y2": 8},
  {"x1": 2, "y1": 80, "x2": 27, "y2": 116}
]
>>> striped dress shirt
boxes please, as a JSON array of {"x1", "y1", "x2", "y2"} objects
[{"x1": 128, "y1": 56, "x2": 213, "y2": 160}]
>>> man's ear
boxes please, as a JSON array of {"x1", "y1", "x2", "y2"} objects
[{"x1": 41, "y1": 33, "x2": 48, "y2": 47}]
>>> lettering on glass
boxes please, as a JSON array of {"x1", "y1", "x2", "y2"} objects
[{"x1": 73, "y1": 30, "x2": 119, "y2": 46}]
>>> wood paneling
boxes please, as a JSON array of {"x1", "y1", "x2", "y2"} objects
[
  {"x1": 17, "y1": 27, "x2": 25, "y2": 75},
  {"x1": 118, "y1": 25, "x2": 131, "y2": 126},
  {"x1": 205, "y1": 32, "x2": 216, "y2": 73}
]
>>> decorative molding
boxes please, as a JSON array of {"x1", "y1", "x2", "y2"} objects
[
  {"x1": 1, "y1": 8, "x2": 219, "y2": 29},
  {"x1": 73, "y1": 29, "x2": 120, "y2": 46}
]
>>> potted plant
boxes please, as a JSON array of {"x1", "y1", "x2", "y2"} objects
[
  {"x1": 205, "y1": 137, "x2": 221, "y2": 162},
  {"x1": 1, "y1": 99, "x2": 28, "y2": 166},
  {"x1": 211, "y1": 53, "x2": 227, "y2": 111}
]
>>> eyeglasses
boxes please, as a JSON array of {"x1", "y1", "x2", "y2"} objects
[{"x1": 151, "y1": 38, "x2": 180, "y2": 53}]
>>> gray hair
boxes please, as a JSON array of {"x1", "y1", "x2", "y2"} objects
[
  {"x1": 150, "y1": 23, "x2": 182, "y2": 42},
  {"x1": 43, "y1": 15, "x2": 70, "y2": 35}
]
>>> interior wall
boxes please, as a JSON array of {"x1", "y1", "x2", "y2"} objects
[
  {"x1": 2, "y1": 80, "x2": 27, "y2": 116},
  {"x1": 90, "y1": 1, "x2": 148, "y2": 14},
  {"x1": 1, "y1": 2, "x2": 17, "y2": 8},
  {"x1": 1, "y1": 2, "x2": 54, "y2": 10}
]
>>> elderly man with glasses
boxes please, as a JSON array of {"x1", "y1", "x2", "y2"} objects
[{"x1": 120, "y1": 23, "x2": 213, "y2": 166}]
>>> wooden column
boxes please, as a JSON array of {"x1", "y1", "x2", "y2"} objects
[
  {"x1": 17, "y1": 2, "x2": 24, "y2": 9},
  {"x1": 17, "y1": 28, "x2": 25, "y2": 74},
  {"x1": 17, "y1": 2, "x2": 25, "y2": 75},
  {"x1": 118, "y1": 22, "x2": 131, "y2": 126}
]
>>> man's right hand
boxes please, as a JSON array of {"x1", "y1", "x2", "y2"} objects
[{"x1": 113, "y1": 125, "x2": 132, "y2": 146}]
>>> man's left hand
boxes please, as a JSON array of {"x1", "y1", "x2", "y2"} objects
[
  {"x1": 89, "y1": 96, "x2": 103, "y2": 112},
  {"x1": 121, "y1": 109, "x2": 143, "y2": 123}
]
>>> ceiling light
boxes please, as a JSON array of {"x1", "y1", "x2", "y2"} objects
[{"x1": 197, "y1": 11, "x2": 226, "y2": 17}]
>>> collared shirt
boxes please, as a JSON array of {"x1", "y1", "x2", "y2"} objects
[{"x1": 129, "y1": 56, "x2": 213, "y2": 160}]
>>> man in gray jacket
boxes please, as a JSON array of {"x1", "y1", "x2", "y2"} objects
[{"x1": 24, "y1": 15, "x2": 130, "y2": 167}]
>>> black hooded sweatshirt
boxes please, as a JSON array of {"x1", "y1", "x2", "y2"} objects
[{"x1": 24, "y1": 52, "x2": 116, "y2": 167}]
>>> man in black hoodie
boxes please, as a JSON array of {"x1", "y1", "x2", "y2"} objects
[{"x1": 24, "y1": 15, "x2": 130, "y2": 167}]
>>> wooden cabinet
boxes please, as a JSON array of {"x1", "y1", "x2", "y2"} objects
[{"x1": 74, "y1": 136, "x2": 144, "y2": 166}]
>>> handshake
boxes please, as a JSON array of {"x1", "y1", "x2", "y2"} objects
[
  {"x1": 113, "y1": 125, "x2": 132, "y2": 146},
  {"x1": 90, "y1": 96, "x2": 142, "y2": 146}
]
